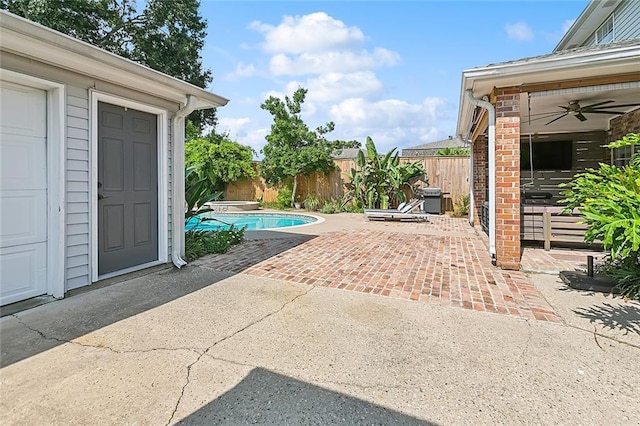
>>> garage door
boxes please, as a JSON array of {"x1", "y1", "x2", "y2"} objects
[{"x1": 0, "y1": 81, "x2": 48, "y2": 306}]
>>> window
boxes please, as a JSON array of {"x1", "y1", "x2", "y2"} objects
[
  {"x1": 521, "y1": 140, "x2": 573, "y2": 171},
  {"x1": 613, "y1": 145, "x2": 637, "y2": 166},
  {"x1": 595, "y1": 14, "x2": 614, "y2": 45}
]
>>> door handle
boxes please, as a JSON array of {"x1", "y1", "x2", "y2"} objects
[{"x1": 98, "y1": 193, "x2": 110, "y2": 200}]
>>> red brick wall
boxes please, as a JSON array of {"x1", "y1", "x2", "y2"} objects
[
  {"x1": 472, "y1": 134, "x2": 487, "y2": 227},
  {"x1": 609, "y1": 107, "x2": 640, "y2": 142},
  {"x1": 495, "y1": 88, "x2": 521, "y2": 270}
]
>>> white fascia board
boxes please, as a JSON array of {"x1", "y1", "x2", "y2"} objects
[
  {"x1": 0, "y1": 11, "x2": 229, "y2": 109},
  {"x1": 456, "y1": 43, "x2": 640, "y2": 136}
]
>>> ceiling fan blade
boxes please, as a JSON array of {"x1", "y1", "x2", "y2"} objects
[
  {"x1": 575, "y1": 112, "x2": 587, "y2": 121},
  {"x1": 592, "y1": 103, "x2": 640, "y2": 109},
  {"x1": 529, "y1": 110, "x2": 569, "y2": 117},
  {"x1": 583, "y1": 110, "x2": 627, "y2": 115},
  {"x1": 545, "y1": 112, "x2": 568, "y2": 125},
  {"x1": 579, "y1": 100, "x2": 614, "y2": 109}
]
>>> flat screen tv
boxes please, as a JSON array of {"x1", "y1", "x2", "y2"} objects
[{"x1": 520, "y1": 140, "x2": 573, "y2": 171}]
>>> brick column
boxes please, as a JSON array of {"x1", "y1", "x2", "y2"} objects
[
  {"x1": 495, "y1": 88, "x2": 521, "y2": 270},
  {"x1": 472, "y1": 134, "x2": 487, "y2": 230}
]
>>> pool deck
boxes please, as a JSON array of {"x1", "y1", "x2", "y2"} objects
[{"x1": 195, "y1": 211, "x2": 603, "y2": 323}]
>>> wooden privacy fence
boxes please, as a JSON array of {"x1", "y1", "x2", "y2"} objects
[{"x1": 225, "y1": 156, "x2": 470, "y2": 210}]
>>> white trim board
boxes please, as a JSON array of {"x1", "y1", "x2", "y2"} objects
[
  {"x1": 0, "y1": 68, "x2": 66, "y2": 299},
  {"x1": 89, "y1": 91, "x2": 169, "y2": 283}
]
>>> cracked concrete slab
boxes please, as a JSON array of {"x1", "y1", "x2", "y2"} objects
[
  {"x1": 1, "y1": 267, "x2": 639, "y2": 425},
  {"x1": 532, "y1": 274, "x2": 640, "y2": 348},
  {"x1": 205, "y1": 285, "x2": 640, "y2": 425},
  {"x1": 1, "y1": 342, "x2": 199, "y2": 425}
]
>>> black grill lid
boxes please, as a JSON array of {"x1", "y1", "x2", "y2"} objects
[{"x1": 419, "y1": 187, "x2": 442, "y2": 196}]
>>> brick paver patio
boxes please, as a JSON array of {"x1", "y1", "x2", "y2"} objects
[{"x1": 199, "y1": 217, "x2": 560, "y2": 322}]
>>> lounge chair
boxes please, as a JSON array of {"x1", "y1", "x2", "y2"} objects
[
  {"x1": 363, "y1": 199, "x2": 431, "y2": 222},
  {"x1": 364, "y1": 198, "x2": 422, "y2": 215}
]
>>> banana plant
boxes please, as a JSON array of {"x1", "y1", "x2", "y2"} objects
[
  {"x1": 344, "y1": 137, "x2": 426, "y2": 209},
  {"x1": 185, "y1": 166, "x2": 222, "y2": 224}
]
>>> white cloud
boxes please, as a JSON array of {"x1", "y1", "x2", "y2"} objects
[
  {"x1": 217, "y1": 117, "x2": 267, "y2": 155},
  {"x1": 242, "y1": 128, "x2": 270, "y2": 155},
  {"x1": 225, "y1": 62, "x2": 257, "y2": 80},
  {"x1": 284, "y1": 72, "x2": 384, "y2": 103},
  {"x1": 505, "y1": 21, "x2": 534, "y2": 41},
  {"x1": 328, "y1": 97, "x2": 452, "y2": 152},
  {"x1": 561, "y1": 19, "x2": 576, "y2": 35},
  {"x1": 269, "y1": 48, "x2": 400, "y2": 76},
  {"x1": 217, "y1": 117, "x2": 252, "y2": 136},
  {"x1": 330, "y1": 97, "x2": 446, "y2": 127},
  {"x1": 249, "y1": 12, "x2": 365, "y2": 54}
]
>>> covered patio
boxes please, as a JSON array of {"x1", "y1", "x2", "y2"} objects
[{"x1": 457, "y1": 39, "x2": 640, "y2": 269}]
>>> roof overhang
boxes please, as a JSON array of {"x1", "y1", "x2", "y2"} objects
[
  {"x1": 456, "y1": 41, "x2": 640, "y2": 139},
  {"x1": 0, "y1": 11, "x2": 229, "y2": 110},
  {"x1": 554, "y1": 0, "x2": 622, "y2": 51}
]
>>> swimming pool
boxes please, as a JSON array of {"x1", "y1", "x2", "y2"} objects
[{"x1": 186, "y1": 212, "x2": 322, "y2": 231}]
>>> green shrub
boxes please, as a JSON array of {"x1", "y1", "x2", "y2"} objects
[
  {"x1": 319, "y1": 198, "x2": 343, "y2": 214},
  {"x1": 319, "y1": 203, "x2": 337, "y2": 214},
  {"x1": 560, "y1": 132, "x2": 640, "y2": 299},
  {"x1": 276, "y1": 187, "x2": 293, "y2": 209},
  {"x1": 597, "y1": 257, "x2": 640, "y2": 300},
  {"x1": 436, "y1": 147, "x2": 470, "y2": 156},
  {"x1": 451, "y1": 194, "x2": 470, "y2": 217},
  {"x1": 304, "y1": 194, "x2": 322, "y2": 211},
  {"x1": 340, "y1": 203, "x2": 364, "y2": 213},
  {"x1": 184, "y1": 225, "x2": 246, "y2": 262}
]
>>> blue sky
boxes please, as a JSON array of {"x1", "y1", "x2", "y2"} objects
[{"x1": 200, "y1": 0, "x2": 589, "y2": 156}]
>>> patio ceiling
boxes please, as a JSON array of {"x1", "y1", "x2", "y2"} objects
[{"x1": 520, "y1": 83, "x2": 640, "y2": 134}]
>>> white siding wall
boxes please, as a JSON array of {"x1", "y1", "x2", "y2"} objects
[
  {"x1": 613, "y1": 0, "x2": 640, "y2": 41},
  {"x1": 582, "y1": 0, "x2": 640, "y2": 47},
  {"x1": 65, "y1": 85, "x2": 91, "y2": 290}
]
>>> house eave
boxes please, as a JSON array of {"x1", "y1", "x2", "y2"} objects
[
  {"x1": 554, "y1": 0, "x2": 622, "y2": 52},
  {"x1": 0, "y1": 10, "x2": 229, "y2": 109},
  {"x1": 456, "y1": 42, "x2": 640, "y2": 139}
]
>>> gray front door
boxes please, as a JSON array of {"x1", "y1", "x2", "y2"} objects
[{"x1": 98, "y1": 102, "x2": 158, "y2": 275}]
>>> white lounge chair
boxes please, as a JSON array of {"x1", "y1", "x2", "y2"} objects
[{"x1": 364, "y1": 199, "x2": 431, "y2": 222}]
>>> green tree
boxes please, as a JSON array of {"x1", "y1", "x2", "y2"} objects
[
  {"x1": 185, "y1": 132, "x2": 256, "y2": 195},
  {"x1": 260, "y1": 87, "x2": 359, "y2": 207},
  {"x1": 344, "y1": 137, "x2": 426, "y2": 209},
  {"x1": 1, "y1": 0, "x2": 215, "y2": 131}
]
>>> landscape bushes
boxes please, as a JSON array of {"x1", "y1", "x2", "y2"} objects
[{"x1": 560, "y1": 133, "x2": 640, "y2": 299}]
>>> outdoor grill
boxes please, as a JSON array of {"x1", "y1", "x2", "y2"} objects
[{"x1": 418, "y1": 187, "x2": 443, "y2": 214}]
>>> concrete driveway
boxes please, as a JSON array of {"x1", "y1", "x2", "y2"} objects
[{"x1": 1, "y1": 214, "x2": 639, "y2": 424}]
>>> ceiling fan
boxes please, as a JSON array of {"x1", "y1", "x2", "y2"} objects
[{"x1": 541, "y1": 100, "x2": 640, "y2": 125}]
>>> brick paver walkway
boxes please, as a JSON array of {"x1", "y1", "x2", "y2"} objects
[
  {"x1": 199, "y1": 224, "x2": 559, "y2": 322},
  {"x1": 521, "y1": 246, "x2": 607, "y2": 274}
]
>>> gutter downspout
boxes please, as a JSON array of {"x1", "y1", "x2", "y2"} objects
[
  {"x1": 468, "y1": 139, "x2": 474, "y2": 227},
  {"x1": 461, "y1": 110, "x2": 476, "y2": 228},
  {"x1": 171, "y1": 95, "x2": 198, "y2": 268},
  {"x1": 465, "y1": 90, "x2": 496, "y2": 263}
]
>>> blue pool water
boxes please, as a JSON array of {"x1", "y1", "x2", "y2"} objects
[{"x1": 186, "y1": 213, "x2": 318, "y2": 231}]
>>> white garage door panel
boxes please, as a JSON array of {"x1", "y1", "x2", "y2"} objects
[
  {"x1": 0, "y1": 190, "x2": 47, "y2": 247},
  {"x1": 0, "y1": 81, "x2": 46, "y2": 138},
  {"x1": 0, "y1": 81, "x2": 48, "y2": 305},
  {"x1": 0, "y1": 243, "x2": 47, "y2": 305},
  {"x1": 0, "y1": 134, "x2": 47, "y2": 190}
]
